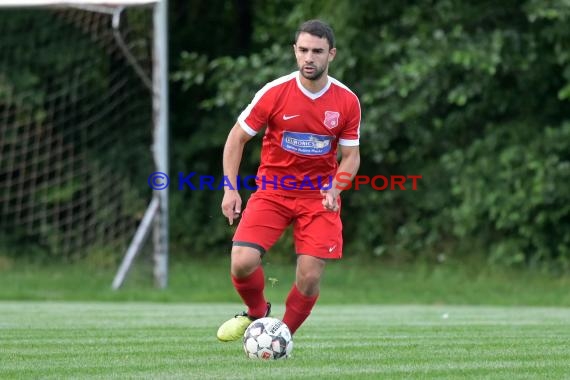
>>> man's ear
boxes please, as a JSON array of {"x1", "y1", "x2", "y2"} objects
[{"x1": 328, "y1": 47, "x2": 337, "y2": 62}]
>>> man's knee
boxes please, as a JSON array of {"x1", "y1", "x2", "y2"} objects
[
  {"x1": 230, "y1": 245, "x2": 262, "y2": 277},
  {"x1": 297, "y1": 273, "x2": 322, "y2": 295},
  {"x1": 297, "y1": 269, "x2": 322, "y2": 287},
  {"x1": 296, "y1": 260, "x2": 325, "y2": 295}
]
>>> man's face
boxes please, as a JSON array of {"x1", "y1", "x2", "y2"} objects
[{"x1": 294, "y1": 32, "x2": 336, "y2": 81}]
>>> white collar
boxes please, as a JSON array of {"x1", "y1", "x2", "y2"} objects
[{"x1": 295, "y1": 71, "x2": 331, "y2": 100}]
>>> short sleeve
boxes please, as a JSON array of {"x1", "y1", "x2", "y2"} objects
[
  {"x1": 339, "y1": 96, "x2": 361, "y2": 146},
  {"x1": 237, "y1": 85, "x2": 275, "y2": 136}
]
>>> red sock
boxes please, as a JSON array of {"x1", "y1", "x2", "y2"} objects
[
  {"x1": 231, "y1": 266, "x2": 267, "y2": 319},
  {"x1": 282, "y1": 284, "x2": 318, "y2": 335}
]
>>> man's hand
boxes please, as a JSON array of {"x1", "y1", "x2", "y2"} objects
[
  {"x1": 320, "y1": 185, "x2": 340, "y2": 212},
  {"x1": 221, "y1": 190, "x2": 242, "y2": 225}
]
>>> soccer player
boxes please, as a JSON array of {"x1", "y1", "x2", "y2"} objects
[{"x1": 217, "y1": 19, "x2": 361, "y2": 342}]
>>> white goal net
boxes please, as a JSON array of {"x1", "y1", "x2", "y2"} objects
[{"x1": 0, "y1": 0, "x2": 169, "y2": 288}]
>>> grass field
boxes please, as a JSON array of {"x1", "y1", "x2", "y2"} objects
[
  {"x1": 1, "y1": 257, "x2": 569, "y2": 378},
  {"x1": 1, "y1": 302, "x2": 569, "y2": 379},
  {"x1": 1, "y1": 256, "x2": 570, "y2": 306}
]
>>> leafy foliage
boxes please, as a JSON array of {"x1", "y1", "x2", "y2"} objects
[
  {"x1": 172, "y1": 0, "x2": 570, "y2": 268},
  {"x1": 3, "y1": 1, "x2": 568, "y2": 268}
]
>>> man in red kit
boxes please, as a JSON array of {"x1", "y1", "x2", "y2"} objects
[{"x1": 217, "y1": 19, "x2": 361, "y2": 342}]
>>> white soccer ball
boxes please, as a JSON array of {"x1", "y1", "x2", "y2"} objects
[{"x1": 243, "y1": 317, "x2": 293, "y2": 360}]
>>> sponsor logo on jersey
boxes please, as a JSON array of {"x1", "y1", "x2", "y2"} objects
[
  {"x1": 323, "y1": 111, "x2": 340, "y2": 129},
  {"x1": 281, "y1": 131, "x2": 333, "y2": 155}
]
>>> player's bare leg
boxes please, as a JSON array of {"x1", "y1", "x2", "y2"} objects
[
  {"x1": 230, "y1": 245, "x2": 262, "y2": 277},
  {"x1": 294, "y1": 254, "x2": 326, "y2": 296},
  {"x1": 282, "y1": 255, "x2": 325, "y2": 334},
  {"x1": 217, "y1": 245, "x2": 271, "y2": 342}
]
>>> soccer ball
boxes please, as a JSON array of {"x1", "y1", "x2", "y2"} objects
[{"x1": 243, "y1": 317, "x2": 293, "y2": 360}]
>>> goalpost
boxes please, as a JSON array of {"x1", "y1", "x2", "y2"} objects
[{"x1": 0, "y1": 0, "x2": 169, "y2": 289}]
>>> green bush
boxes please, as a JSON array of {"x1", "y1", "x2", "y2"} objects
[
  {"x1": 172, "y1": 0, "x2": 570, "y2": 270},
  {"x1": 444, "y1": 123, "x2": 570, "y2": 269}
]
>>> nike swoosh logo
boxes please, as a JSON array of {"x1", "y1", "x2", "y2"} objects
[{"x1": 283, "y1": 114, "x2": 300, "y2": 120}]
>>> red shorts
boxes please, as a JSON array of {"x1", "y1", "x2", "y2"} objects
[{"x1": 233, "y1": 191, "x2": 343, "y2": 259}]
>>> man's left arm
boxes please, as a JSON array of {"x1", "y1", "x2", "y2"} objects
[{"x1": 321, "y1": 145, "x2": 360, "y2": 211}]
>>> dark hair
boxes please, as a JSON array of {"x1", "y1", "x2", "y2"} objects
[{"x1": 295, "y1": 19, "x2": 335, "y2": 49}]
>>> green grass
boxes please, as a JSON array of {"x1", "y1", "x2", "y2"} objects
[
  {"x1": 1, "y1": 257, "x2": 569, "y2": 378},
  {"x1": 1, "y1": 302, "x2": 569, "y2": 379},
  {"x1": 1, "y1": 256, "x2": 569, "y2": 306}
]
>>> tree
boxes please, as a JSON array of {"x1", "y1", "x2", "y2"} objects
[{"x1": 173, "y1": 0, "x2": 570, "y2": 269}]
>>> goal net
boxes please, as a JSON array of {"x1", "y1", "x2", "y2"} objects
[{"x1": 0, "y1": 0, "x2": 168, "y2": 288}]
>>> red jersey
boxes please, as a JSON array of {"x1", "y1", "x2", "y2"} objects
[{"x1": 237, "y1": 71, "x2": 361, "y2": 198}]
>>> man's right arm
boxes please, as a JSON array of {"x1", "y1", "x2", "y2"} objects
[{"x1": 221, "y1": 122, "x2": 254, "y2": 225}]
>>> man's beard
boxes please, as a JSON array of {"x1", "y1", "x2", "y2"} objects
[{"x1": 300, "y1": 64, "x2": 326, "y2": 81}]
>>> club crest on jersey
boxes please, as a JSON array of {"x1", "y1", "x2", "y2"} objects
[{"x1": 323, "y1": 111, "x2": 340, "y2": 129}]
